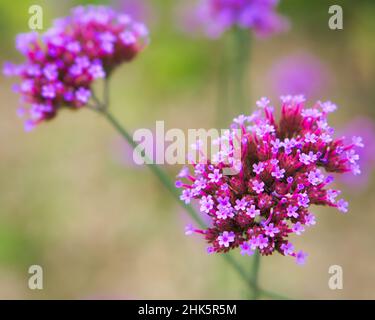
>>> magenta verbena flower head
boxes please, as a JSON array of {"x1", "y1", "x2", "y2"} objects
[
  {"x1": 194, "y1": 0, "x2": 289, "y2": 39},
  {"x1": 3, "y1": 5, "x2": 149, "y2": 131},
  {"x1": 177, "y1": 95, "x2": 363, "y2": 265}
]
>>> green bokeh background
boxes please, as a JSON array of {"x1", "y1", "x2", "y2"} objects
[{"x1": 0, "y1": 0, "x2": 374, "y2": 299}]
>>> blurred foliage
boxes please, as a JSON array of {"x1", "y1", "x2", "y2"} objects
[{"x1": 0, "y1": 0, "x2": 374, "y2": 299}]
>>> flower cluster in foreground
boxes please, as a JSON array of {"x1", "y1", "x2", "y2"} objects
[
  {"x1": 193, "y1": 0, "x2": 288, "y2": 38},
  {"x1": 3, "y1": 5, "x2": 149, "y2": 131},
  {"x1": 177, "y1": 96, "x2": 363, "y2": 264}
]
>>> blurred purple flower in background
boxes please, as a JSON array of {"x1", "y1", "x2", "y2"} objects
[
  {"x1": 177, "y1": 0, "x2": 288, "y2": 39},
  {"x1": 339, "y1": 117, "x2": 375, "y2": 190},
  {"x1": 113, "y1": 0, "x2": 156, "y2": 24},
  {"x1": 3, "y1": 5, "x2": 149, "y2": 131},
  {"x1": 268, "y1": 53, "x2": 332, "y2": 99}
]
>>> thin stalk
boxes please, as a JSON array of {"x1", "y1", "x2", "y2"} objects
[
  {"x1": 102, "y1": 109, "x2": 204, "y2": 228},
  {"x1": 232, "y1": 27, "x2": 251, "y2": 115},
  {"x1": 104, "y1": 76, "x2": 110, "y2": 108},
  {"x1": 250, "y1": 251, "x2": 261, "y2": 300},
  {"x1": 260, "y1": 289, "x2": 290, "y2": 300},
  {"x1": 216, "y1": 38, "x2": 230, "y2": 127}
]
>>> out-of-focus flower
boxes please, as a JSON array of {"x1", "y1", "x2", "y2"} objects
[
  {"x1": 178, "y1": 0, "x2": 289, "y2": 39},
  {"x1": 4, "y1": 5, "x2": 149, "y2": 131},
  {"x1": 268, "y1": 53, "x2": 332, "y2": 99},
  {"x1": 339, "y1": 117, "x2": 375, "y2": 190},
  {"x1": 177, "y1": 95, "x2": 362, "y2": 264},
  {"x1": 113, "y1": 0, "x2": 156, "y2": 24}
]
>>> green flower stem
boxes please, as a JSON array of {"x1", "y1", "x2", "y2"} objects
[
  {"x1": 250, "y1": 251, "x2": 261, "y2": 300},
  {"x1": 216, "y1": 28, "x2": 251, "y2": 125},
  {"x1": 232, "y1": 28, "x2": 251, "y2": 115},
  {"x1": 260, "y1": 289, "x2": 290, "y2": 300},
  {"x1": 216, "y1": 39, "x2": 230, "y2": 127}
]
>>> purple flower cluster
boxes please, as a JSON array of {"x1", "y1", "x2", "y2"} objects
[
  {"x1": 3, "y1": 5, "x2": 149, "y2": 131},
  {"x1": 193, "y1": 0, "x2": 288, "y2": 38},
  {"x1": 177, "y1": 95, "x2": 362, "y2": 264}
]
